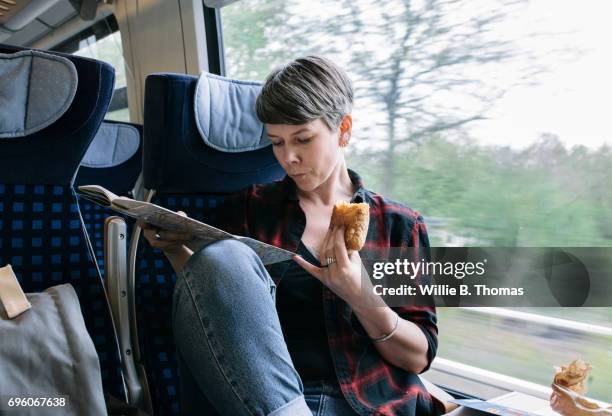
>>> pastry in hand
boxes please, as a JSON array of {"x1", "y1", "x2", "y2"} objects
[
  {"x1": 330, "y1": 202, "x2": 369, "y2": 251},
  {"x1": 554, "y1": 359, "x2": 592, "y2": 394}
]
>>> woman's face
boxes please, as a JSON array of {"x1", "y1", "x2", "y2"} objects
[{"x1": 266, "y1": 118, "x2": 342, "y2": 192}]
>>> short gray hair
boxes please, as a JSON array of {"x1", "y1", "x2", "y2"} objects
[{"x1": 255, "y1": 56, "x2": 353, "y2": 130}]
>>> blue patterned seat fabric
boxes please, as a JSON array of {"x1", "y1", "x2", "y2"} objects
[
  {"x1": 137, "y1": 73, "x2": 284, "y2": 415},
  {"x1": 0, "y1": 44, "x2": 126, "y2": 401},
  {"x1": 136, "y1": 193, "x2": 225, "y2": 415}
]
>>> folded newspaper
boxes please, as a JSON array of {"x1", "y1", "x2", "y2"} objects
[{"x1": 77, "y1": 185, "x2": 295, "y2": 265}]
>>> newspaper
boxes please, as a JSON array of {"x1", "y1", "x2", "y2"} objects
[
  {"x1": 77, "y1": 185, "x2": 295, "y2": 265},
  {"x1": 449, "y1": 397, "x2": 546, "y2": 416}
]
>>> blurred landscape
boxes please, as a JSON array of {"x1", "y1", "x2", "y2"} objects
[
  {"x1": 437, "y1": 308, "x2": 612, "y2": 400},
  {"x1": 349, "y1": 135, "x2": 612, "y2": 247}
]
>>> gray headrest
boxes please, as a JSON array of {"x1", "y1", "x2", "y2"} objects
[
  {"x1": 0, "y1": 50, "x2": 78, "y2": 139},
  {"x1": 194, "y1": 72, "x2": 271, "y2": 153},
  {"x1": 81, "y1": 122, "x2": 140, "y2": 168}
]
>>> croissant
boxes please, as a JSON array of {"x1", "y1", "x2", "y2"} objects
[
  {"x1": 554, "y1": 359, "x2": 592, "y2": 394},
  {"x1": 330, "y1": 202, "x2": 369, "y2": 251}
]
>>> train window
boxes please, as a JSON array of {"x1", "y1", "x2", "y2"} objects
[
  {"x1": 52, "y1": 15, "x2": 129, "y2": 122},
  {"x1": 220, "y1": 0, "x2": 612, "y2": 400}
]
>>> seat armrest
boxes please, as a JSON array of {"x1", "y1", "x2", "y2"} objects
[{"x1": 104, "y1": 217, "x2": 148, "y2": 411}]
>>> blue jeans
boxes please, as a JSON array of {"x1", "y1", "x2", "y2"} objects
[{"x1": 172, "y1": 239, "x2": 357, "y2": 416}]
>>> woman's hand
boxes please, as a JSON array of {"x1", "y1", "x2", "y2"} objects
[
  {"x1": 138, "y1": 211, "x2": 195, "y2": 274},
  {"x1": 550, "y1": 384, "x2": 579, "y2": 415},
  {"x1": 295, "y1": 223, "x2": 431, "y2": 373},
  {"x1": 138, "y1": 211, "x2": 194, "y2": 255},
  {"x1": 550, "y1": 384, "x2": 612, "y2": 416},
  {"x1": 293, "y1": 225, "x2": 365, "y2": 305}
]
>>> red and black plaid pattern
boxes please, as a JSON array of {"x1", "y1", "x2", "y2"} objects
[{"x1": 216, "y1": 170, "x2": 441, "y2": 416}]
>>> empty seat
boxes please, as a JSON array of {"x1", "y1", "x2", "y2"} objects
[
  {"x1": 0, "y1": 44, "x2": 126, "y2": 401},
  {"x1": 133, "y1": 72, "x2": 284, "y2": 415},
  {"x1": 76, "y1": 120, "x2": 143, "y2": 276}
]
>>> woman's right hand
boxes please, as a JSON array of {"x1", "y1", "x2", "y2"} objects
[
  {"x1": 138, "y1": 211, "x2": 194, "y2": 255},
  {"x1": 550, "y1": 384, "x2": 612, "y2": 416}
]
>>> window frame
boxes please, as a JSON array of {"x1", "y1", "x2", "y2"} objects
[
  {"x1": 50, "y1": 14, "x2": 127, "y2": 118},
  {"x1": 202, "y1": 2, "x2": 225, "y2": 76}
]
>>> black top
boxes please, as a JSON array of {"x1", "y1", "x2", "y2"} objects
[{"x1": 276, "y1": 241, "x2": 336, "y2": 382}]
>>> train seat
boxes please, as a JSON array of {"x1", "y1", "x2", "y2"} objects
[
  {"x1": 132, "y1": 72, "x2": 285, "y2": 415},
  {"x1": 0, "y1": 44, "x2": 126, "y2": 402},
  {"x1": 76, "y1": 120, "x2": 143, "y2": 276}
]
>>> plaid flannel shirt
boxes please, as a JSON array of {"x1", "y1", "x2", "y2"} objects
[{"x1": 215, "y1": 169, "x2": 441, "y2": 416}]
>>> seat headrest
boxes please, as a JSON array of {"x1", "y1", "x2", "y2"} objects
[
  {"x1": 81, "y1": 122, "x2": 140, "y2": 168},
  {"x1": 194, "y1": 73, "x2": 270, "y2": 152},
  {"x1": 0, "y1": 50, "x2": 78, "y2": 139},
  {"x1": 0, "y1": 44, "x2": 115, "y2": 186},
  {"x1": 143, "y1": 73, "x2": 285, "y2": 194},
  {"x1": 75, "y1": 121, "x2": 143, "y2": 195}
]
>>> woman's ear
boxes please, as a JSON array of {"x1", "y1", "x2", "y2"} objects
[{"x1": 339, "y1": 115, "x2": 353, "y2": 147}]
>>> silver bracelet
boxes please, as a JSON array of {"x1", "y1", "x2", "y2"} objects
[{"x1": 371, "y1": 313, "x2": 400, "y2": 343}]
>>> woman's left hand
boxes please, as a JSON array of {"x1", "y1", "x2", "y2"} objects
[{"x1": 293, "y1": 225, "x2": 364, "y2": 305}]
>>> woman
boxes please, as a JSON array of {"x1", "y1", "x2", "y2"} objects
[{"x1": 141, "y1": 56, "x2": 441, "y2": 416}]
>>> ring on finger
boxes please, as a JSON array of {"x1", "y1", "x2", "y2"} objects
[
  {"x1": 154, "y1": 230, "x2": 162, "y2": 240},
  {"x1": 326, "y1": 256, "x2": 337, "y2": 266}
]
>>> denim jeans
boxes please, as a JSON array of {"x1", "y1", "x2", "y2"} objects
[{"x1": 172, "y1": 239, "x2": 357, "y2": 416}]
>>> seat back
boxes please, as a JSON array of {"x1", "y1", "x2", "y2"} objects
[
  {"x1": 76, "y1": 120, "x2": 143, "y2": 276},
  {"x1": 134, "y1": 72, "x2": 284, "y2": 415},
  {"x1": 0, "y1": 44, "x2": 126, "y2": 401}
]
